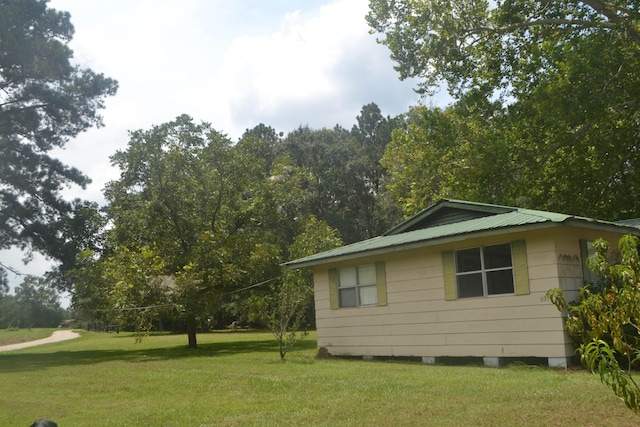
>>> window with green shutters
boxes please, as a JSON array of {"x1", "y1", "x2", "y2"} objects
[
  {"x1": 328, "y1": 262, "x2": 387, "y2": 309},
  {"x1": 443, "y1": 240, "x2": 530, "y2": 300}
]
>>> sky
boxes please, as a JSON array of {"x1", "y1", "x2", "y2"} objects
[{"x1": 3, "y1": 0, "x2": 446, "y2": 301}]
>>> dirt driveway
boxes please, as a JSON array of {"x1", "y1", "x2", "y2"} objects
[{"x1": 0, "y1": 330, "x2": 80, "y2": 352}]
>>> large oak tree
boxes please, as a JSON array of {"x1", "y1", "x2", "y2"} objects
[{"x1": 103, "y1": 115, "x2": 282, "y2": 348}]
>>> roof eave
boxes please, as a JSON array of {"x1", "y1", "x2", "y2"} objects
[
  {"x1": 286, "y1": 221, "x2": 562, "y2": 269},
  {"x1": 286, "y1": 219, "x2": 640, "y2": 269},
  {"x1": 564, "y1": 217, "x2": 640, "y2": 236},
  {"x1": 286, "y1": 208, "x2": 640, "y2": 270}
]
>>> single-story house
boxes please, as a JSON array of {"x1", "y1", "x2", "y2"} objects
[{"x1": 285, "y1": 199, "x2": 640, "y2": 368}]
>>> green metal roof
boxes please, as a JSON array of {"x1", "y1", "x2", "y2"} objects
[
  {"x1": 615, "y1": 218, "x2": 640, "y2": 227},
  {"x1": 285, "y1": 199, "x2": 640, "y2": 269}
]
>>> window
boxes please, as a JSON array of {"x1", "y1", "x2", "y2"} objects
[
  {"x1": 338, "y1": 264, "x2": 377, "y2": 307},
  {"x1": 328, "y1": 262, "x2": 387, "y2": 309},
  {"x1": 455, "y1": 243, "x2": 514, "y2": 298}
]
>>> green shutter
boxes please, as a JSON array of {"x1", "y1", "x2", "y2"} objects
[
  {"x1": 375, "y1": 262, "x2": 387, "y2": 306},
  {"x1": 511, "y1": 240, "x2": 530, "y2": 295},
  {"x1": 442, "y1": 251, "x2": 456, "y2": 301},
  {"x1": 328, "y1": 269, "x2": 339, "y2": 310},
  {"x1": 579, "y1": 239, "x2": 593, "y2": 283}
]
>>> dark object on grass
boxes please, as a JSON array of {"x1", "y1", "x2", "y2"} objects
[{"x1": 30, "y1": 420, "x2": 58, "y2": 427}]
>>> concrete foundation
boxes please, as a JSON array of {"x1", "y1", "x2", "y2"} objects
[
  {"x1": 548, "y1": 357, "x2": 569, "y2": 369},
  {"x1": 483, "y1": 357, "x2": 500, "y2": 367}
]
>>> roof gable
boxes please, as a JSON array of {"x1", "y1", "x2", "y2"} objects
[{"x1": 384, "y1": 199, "x2": 515, "y2": 235}]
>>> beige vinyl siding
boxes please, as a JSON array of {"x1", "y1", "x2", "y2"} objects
[
  {"x1": 554, "y1": 228, "x2": 622, "y2": 302},
  {"x1": 313, "y1": 226, "x2": 627, "y2": 359}
]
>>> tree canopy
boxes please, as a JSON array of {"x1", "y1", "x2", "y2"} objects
[
  {"x1": 103, "y1": 115, "x2": 280, "y2": 347},
  {"x1": 367, "y1": 1, "x2": 640, "y2": 97},
  {"x1": 278, "y1": 104, "x2": 402, "y2": 242},
  {"x1": 368, "y1": 0, "x2": 640, "y2": 220},
  {"x1": 0, "y1": 0, "x2": 118, "y2": 279}
]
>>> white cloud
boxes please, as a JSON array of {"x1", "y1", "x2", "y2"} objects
[
  {"x1": 218, "y1": 0, "x2": 420, "y2": 134},
  {"x1": 7, "y1": 0, "x2": 428, "y2": 300}
]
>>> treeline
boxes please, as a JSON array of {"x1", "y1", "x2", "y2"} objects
[
  {"x1": 65, "y1": 103, "x2": 402, "y2": 347},
  {"x1": 0, "y1": 274, "x2": 67, "y2": 329}
]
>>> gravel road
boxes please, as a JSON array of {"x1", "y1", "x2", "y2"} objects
[{"x1": 0, "y1": 330, "x2": 80, "y2": 352}]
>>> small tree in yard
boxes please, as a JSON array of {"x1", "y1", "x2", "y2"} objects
[
  {"x1": 548, "y1": 235, "x2": 640, "y2": 412},
  {"x1": 249, "y1": 215, "x2": 342, "y2": 359},
  {"x1": 249, "y1": 272, "x2": 313, "y2": 360}
]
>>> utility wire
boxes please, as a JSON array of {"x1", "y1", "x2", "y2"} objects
[
  {"x1": 0, "y1": 261, "x2": 24, "y2": 277},
  {"x1": 220, "y1": 275, "x2": 282, "y2": 296},
  {"x1": 89, "y1": 274, "x2": 284, "y2": 312}
]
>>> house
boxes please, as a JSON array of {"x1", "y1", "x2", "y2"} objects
[{"x1": 285, "y1": 199, "x2": 640, "y2": 368}]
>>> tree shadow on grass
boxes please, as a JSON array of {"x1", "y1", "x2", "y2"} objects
[{"x1": 0, "y1": 333, "x2": 317, "y2": 373}]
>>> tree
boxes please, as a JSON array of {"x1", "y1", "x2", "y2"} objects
[
  {"x1": 67, "y1": 249, "x2": 112, "y2": 326},
  {"x1": 277, "y1": 106, "x2": 403, "y2": 244},
  {"x1": 239, "y1": 123, "x2": 282, "y2": 175},
  {"x1": 0, "y1": 0, "x2": 118, "y2": 279},
  {"x1": 103, "y1": 115, "x2": 280, "y2": 348},
  {"x1": 44, "y1": 200, "x2": 108, "y2": 292},
  {"x1": 548, "y1": 235, "x2": 640, "y2": 412},
  {"x1": 367, "y1": 1, "x2": 640, "y2": 97},
  {"x1": 279, "y1": 125, "x2": 361, "y2": 242},
  {"x1": 350, "y1": 103, "x2": 404, "y2": 237},
  {"x1": 0, "y1": 275, "x2": 66, "y2": 328},
  {"x1": 381, "y1": 102, "x2": 513, "y2": 217},
  {"x1": 367, "y1": 1, "x2": 640, "y2": 219},
  {"x1": 248, "y1": 215, "x2": 342, "y2": 359},
  {"x1": 0, "y1": 268, "x2": 8, "y2": 298},
  {"x1": 382, "y1": 106, "x2": 461, "y2": 217}
]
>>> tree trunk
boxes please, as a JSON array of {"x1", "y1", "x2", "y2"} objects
[{"x1": 187, "y1": 315, "x2": 198, "y2": 349}]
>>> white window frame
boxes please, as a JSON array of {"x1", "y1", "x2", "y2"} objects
[
  {"x1": 455, "y1": 243, "x2": 515, "y2": 298},
  {"x1": 338, "y1": 263, "x2": 378, "y2": 307}
]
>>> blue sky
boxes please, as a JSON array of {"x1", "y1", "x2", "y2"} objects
[{"x1": 3, "y1": 0, "x2": 448, "y2": 300}]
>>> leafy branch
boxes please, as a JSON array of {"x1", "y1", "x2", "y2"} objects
[{"x1": 547, "y1": 235, "x2": 640, "y2": 412}]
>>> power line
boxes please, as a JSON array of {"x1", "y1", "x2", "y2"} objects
[
  {"x1": 220, "y1": 275, "x2": 282, "y2": 296},
  {"x1": 0, "y1": 261, "x2": 24, "y2": 277},
  {"x1": 89, "y1": 274, "x2": 284, "y2": 312}
]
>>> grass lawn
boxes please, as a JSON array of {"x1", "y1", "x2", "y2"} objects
[{"x1": 0, "y1": 330, "x2": 638, "y2": 426}]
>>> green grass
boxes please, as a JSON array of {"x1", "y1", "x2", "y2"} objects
[{"x1": 1, "y1": 330, "x2": 638, "y2": 426}]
